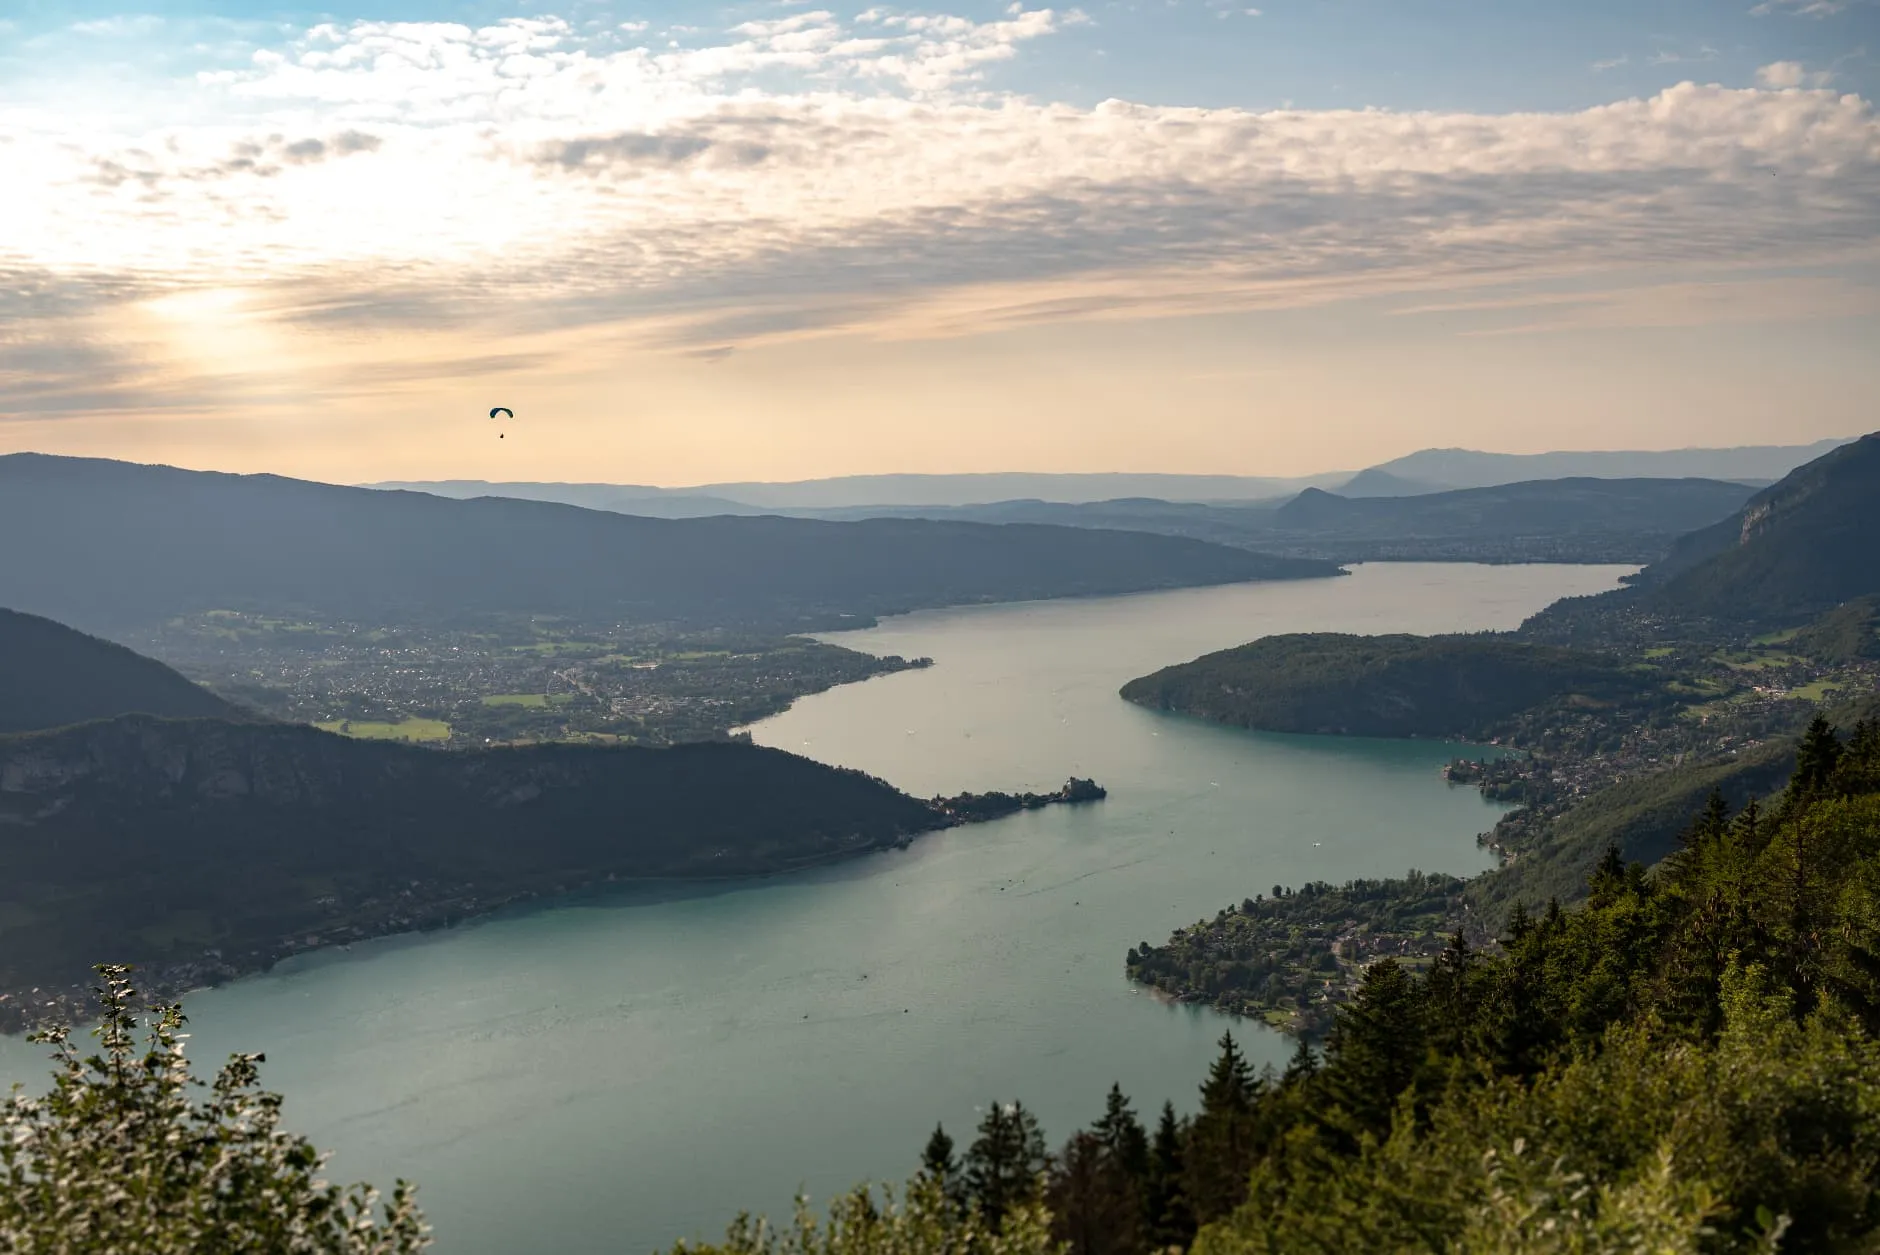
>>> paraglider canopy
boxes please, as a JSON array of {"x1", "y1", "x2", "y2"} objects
[{"x1": 489, "y1": 407, "x2": 513, "y2": 420}]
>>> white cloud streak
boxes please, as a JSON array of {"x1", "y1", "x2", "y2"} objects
[{"x1": 3, "y1": 5, "x2": 1880, "y2": 417}]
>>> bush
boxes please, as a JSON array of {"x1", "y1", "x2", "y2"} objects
[{"x1": 0, "y1": 965, "x2": 428, "y2": 1254}]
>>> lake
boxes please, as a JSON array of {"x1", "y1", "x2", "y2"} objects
[{"x1": 0, "y1": 562, "x2": 1629, "y2": 1252}]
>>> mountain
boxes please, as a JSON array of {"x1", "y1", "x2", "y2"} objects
[
  {"x1": 771, "y1": 477, "x2": 1754, "y2": 566},
  {"x1": 0, "y1": 455, "x2": 1339, "y2": 634},
  {"x1": 366, "y1": 480, "x2": 767, "y2": 518},
  {"x1": 373, "y1": 472, "x2": 1344, "y2": 510},
  {"x1": 1332, "y1": 468, "x2": 1450, "y2": 497},
  {"x1": 1119, "y1": 633, "x2": 1662, "y2": 739},
  {"x1": 1272, "y1": 477, "x2": 1757, "y2": 541},
  {"x1": 679, "y1": 472, "x2": 1340, "y2": 507},
  {"x1": 1367, "y1": 437, "x2": 1852, "y2": 490},
  {"x1": 1526, "y1": 433, "x2": 1880, "y2": 632},
  {"x1": 0, "y1": 714, "x2": 954, "y2": 1020},
  {"x1": 1633, "y1": 433, "x2": 1880, "y2": 621},
  {"x1": 376, "y1": 442, "x2": 1849, "y2": 517},
  {"x1": 0, "y1": 607, "x2": 236, "y2": 733}
]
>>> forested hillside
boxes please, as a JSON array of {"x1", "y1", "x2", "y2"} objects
[
  {"x1": 1120, "y1": 633, "x2": 1663, "y2": 740},
  {"x1": 0, "y1": 607, "x2": 237, "y2": 733}
]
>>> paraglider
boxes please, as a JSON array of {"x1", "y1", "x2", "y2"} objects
[{"x1": 489, "y1": 406, "x2": 513, "y2": 439}]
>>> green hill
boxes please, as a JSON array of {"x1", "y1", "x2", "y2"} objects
[
  {"x1": 1525, "y1": 432, "x2": 1880, "y2": 637},
  {"x1": 1119, "y1": 633, "x2": 1664, "y2": 739},
  {"x1": 1640, "y1": 433, "x2": 1880, "y2": 623},
  {"x1": 0, "y1": 455, "x2": 1337, "y2": 634},
  {"x1": 0, "y1": 715, "x2": 951, "y2": 1022},
  {"x1": 0, "y1": 607, "x2": 235, "y2": 733}
]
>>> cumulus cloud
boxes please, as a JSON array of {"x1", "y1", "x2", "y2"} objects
[
  {"x1": 1757, "y1": 60, "x2": 1836, "y2": 88},
  {"x1": 3, "y1": 4, "x2": 1879, "y2": 415}
]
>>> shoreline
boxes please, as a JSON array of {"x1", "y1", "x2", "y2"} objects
[{"x1": 0, "y1": 781, "x2": 1106, "y2": 1037}]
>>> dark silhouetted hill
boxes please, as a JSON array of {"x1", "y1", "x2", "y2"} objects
[
  {"x1": 0, "y1": 455, "x2": 1337, "y2": 633},
  {"x1": 1120, "y1": 633, "x2": 1662, "y2": 739},
  {"x1": 0, "y1": 607, "x2": 235, "y2": 733},
  {"x1": 0, "y1": 715, "x2": 949, "y2": 1009}
]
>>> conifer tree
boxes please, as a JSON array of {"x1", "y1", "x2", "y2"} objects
[
  {"x1": 1281, "y1": 1035, "x2": 1318, "y2": 1083},
  {"x1": 1045, "y1": 1132, "x2": 1142, "y2": 1255},
  {"x1": 1321, "y1": 959, "x2": 1429, "y2": 1137},
  {"x1": 1183, "y1": 1033, "x2": 1261, "y2": 1224},
  {"x1": 963, "y1": 1101, "x2": 1048, "y2": 1232},
  {"x1": 1422, "y1": 931, "x2": 1479, "y2": 1057},
  {"x1": 1788, "y1": 714, "x2": 1844, "y2": 809},
  {"x1": 1092, "y1": 1083, "x2": 1151, "y2": 1184},
  {"x1": 920, "y1": 1123, "x2": 964, "y2": 1208},
  {"x1": 1144, "y1": 1102, "x2": 1194, "y2": 1252}
]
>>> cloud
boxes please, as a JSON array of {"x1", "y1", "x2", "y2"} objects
[
  {"x1": 1649, "y1": 46, "x2": 1718, "y2": 66},
  {"x1": 1750, "y1": 0, "x2": 1854, "y2": 14},
  {"x1": 1757, "y1": 60, "x2": 1836, "y2": 87},
  {"x1": 4, "y1": 5, "x2": 1880, "y2": 419},
  {"x1": 68, "y1": 15, "x2": 166, "y2": 37},
  {"x1": 1391, "y1": 275, "x2": 1880, "y2": 334},
  {"x1": 1591, "y1": 55, "x2": 1628, "y2": 72}
]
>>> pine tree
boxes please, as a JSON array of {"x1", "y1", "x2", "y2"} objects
[
  {"x1": 921, "y1": 1123, "x2": 964, "y2": 1208},
  {"x1": 1682, "y1": 789, "x2": 1732, "y2": 848},
  {"x1": 1320, "y1": 959, "x2": 1430, "y2": 1138},
  {"x1": 1789, "y1": 714, "x2": 1844, "y2": 808},
  {"x1": 1144, "y1": 1102, "x2": 1195, "y2": 1252},
  {"x1": 1183, "y1": 1033, "x2": 1262, "y2": 1224},
  {"x1": 1092, "y1": 1084, "x2": 1151, "y2": 1184},
  {"x1": 1422, "y1": 931, "x2": 1479, "y2": 1057},
  {"x1": 1282, "y1": 1035, "x2": 1318, "y2": 1083},
  {"x1": 1045, "y1": 1132, "x2": 1143, "y2": 1255},
  {"x1": 964, "y1": 1101, "x2": 1048, "y2": 1232},
  {"x1": 1586, "y1": 846, "x2": 1627, "y2": 907}
]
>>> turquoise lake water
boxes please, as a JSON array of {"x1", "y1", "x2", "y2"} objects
[{"x1": 0, "y1": 562, "x2": 1630, "y2": 1252}]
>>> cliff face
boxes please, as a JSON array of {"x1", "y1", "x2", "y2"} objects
[{"x1": 0, "y1": 716, "x2": 943, "y2": 1002}]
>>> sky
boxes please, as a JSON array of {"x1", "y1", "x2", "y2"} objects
[{"x1": 2, "y1": 0, "x2": 1878, "y2": 485}]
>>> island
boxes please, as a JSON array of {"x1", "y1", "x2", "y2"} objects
[{"x1": 930, "y1": 777, "x2": 1107, "y2": 820}]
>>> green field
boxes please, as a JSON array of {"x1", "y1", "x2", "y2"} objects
[
  {"x1": 481, "y1": 693, "x2": 575, "y2": 708},
  {"x1": 1789, "y1": 678, "x2": 1845, "y2": 701},
  {"x1": 315, "y1": 717, "x2": 452, "y2": 742}
]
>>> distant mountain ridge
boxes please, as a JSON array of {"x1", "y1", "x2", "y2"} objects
[
  {"x1": 0, "y1": 607, "x2": 236, "y2": 733},
  {"x1": 1273, "y1": 477, "x2": 1758, "y2": 540},
  {"x1": 372, "y1": 439, "x2": 1850, "y2": 513},
  {"x1": 741, "y1": 476, "x2": 1758, "y2": 566},
  {"x1": 1368, "y1": 438, "x2": 1850, "y2": 492},
  {"x1": 0, "y1": 454, "x2": 1336, "y2": 634}
]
